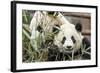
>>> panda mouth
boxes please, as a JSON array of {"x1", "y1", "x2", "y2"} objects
[{"x1": 64, "y1": 48, "x2": 73, "y2": 52}]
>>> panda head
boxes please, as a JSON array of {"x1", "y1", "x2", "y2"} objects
[{"x1": 54, "y1": 23, "x2": 83, "y2": 53}]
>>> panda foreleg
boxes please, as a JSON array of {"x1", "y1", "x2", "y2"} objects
[
  {"x1": 82, "y1": 37, "x2": 90, "y2": 50},
  {"x1": 81, "y1": 37, "x2": 91, "y2": 59}
]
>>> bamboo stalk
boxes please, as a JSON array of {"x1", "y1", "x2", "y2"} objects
[
  {"x1": 22, "y1": 29, "x2": 31, "y2": 40},
  {"x1": 23, "y1": 24, "x2": 31, "y2": 35}
]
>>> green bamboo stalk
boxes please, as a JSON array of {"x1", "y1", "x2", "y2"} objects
[
  {"x1": 23, "y1": 11, "x2": 28, "y2": 23},
  {"x1": 22, "y1": 29, "x2": 31, "y2": 40}
]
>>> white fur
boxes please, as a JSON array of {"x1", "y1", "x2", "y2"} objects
[
  {"x1": 29, "y1": 11, "x2": 71, "y2": 51},
  {"x1": 29, "y1": 11, "x2": 63, "y2": 40},
  {"x1": 54, "y1": 22, "x2": 83, "y2": 53}
]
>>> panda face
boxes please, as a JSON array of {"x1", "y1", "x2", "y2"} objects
[
  {"x1": 60, "y1": 31, "x2": 77, "y2": 51},
  {"x1": 61, "y1": 35, "x2": 76, "y2": 51},
  {"x1": 61, "y1": 35, "x2": 76, "y2": 49},
  {"x1": 54, "y1": 23, "x2": 83, "y2": 52}
]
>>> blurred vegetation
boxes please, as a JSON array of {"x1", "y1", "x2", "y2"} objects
[
  {"x1": 22, "y1": 10, "x2": 32, "y2": 24},
  {"x1": 22, "y1": 10, "x2": 49, "y2": 62}
]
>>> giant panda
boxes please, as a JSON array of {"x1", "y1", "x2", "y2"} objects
[
  {"x1": 29, "y1": 11, "x2": 91, "y2": 61},
  {"x1": 48, "y1": 13, "x2": 91, "y2": 61}
]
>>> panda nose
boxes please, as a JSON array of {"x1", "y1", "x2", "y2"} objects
[{"x1": 67, "y1": 46, "x2": 72, "y2": 49}]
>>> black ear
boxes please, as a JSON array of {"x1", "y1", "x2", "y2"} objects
[
  {"x1": 52, "y1": 24, "x2": 60, "y2": 34},
  {"x1": 75, "y1": 23, "x2": 82, "y2": 32},
  {"x1": 48, "y1": 11, "x2": 55, "y2": 15}
]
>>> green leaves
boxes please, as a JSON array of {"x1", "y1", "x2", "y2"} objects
[{"x1": 22, "y1": 10, "x2": 32, "y2": 24}]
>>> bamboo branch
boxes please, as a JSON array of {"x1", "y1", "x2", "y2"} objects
[{"x1": 22, "y1": 29, "x2": 31, "y2": 40}]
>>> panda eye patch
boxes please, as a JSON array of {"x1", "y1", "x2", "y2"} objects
[
  {"x1": 61, "y1": 36, "x2": 66, "y2": 44},
  {"x1": 52, "y1": 25, "x2": 60, "y2": 34},
  {"x1": 71, "y1": 36, "x2": 76, "y2": 43},
  {"x1": 36, "y1": 25, "x2": 43, "y2": 33}
]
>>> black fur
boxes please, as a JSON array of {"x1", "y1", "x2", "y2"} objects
[
  {"x1": 75, "y1": 23, "x2": 82, "y2": 32},
  {"x1": 52, "y1": 24, "x2": 60, "y2": 34},
  {"x1": 71, "y1": 36, "x2": 76, "y2": 43},
  {"x1": 47, "y1": 45, "x2": 59, "y2": 61},
  {"x1": 82, "y1": 37, "x2": 90, "y2": 49},
  {"x1": 45, "y1": 39, "x2": 54, "y2": 46},
  {"x1": 47, "y1": 44, "x2": 68, "y2": 61},
  {"x1": 48, "y1": 12, "x2": 58, "y2": 16},
  {"x1": 36, "y1": 25, "x2": 43, "y2": 33},
  {"x1": 81, "y1": 37, "x2": 91, "y2": 59},
  {"x1": 48, "y1": 11, "x2": 55, "y2": 15},
  {"x1": 61, "y1": 36, "x2": 66, "y2": 44},
  {"x1": 82, "y1": 53, "x2": 91, "y2": 59}
]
